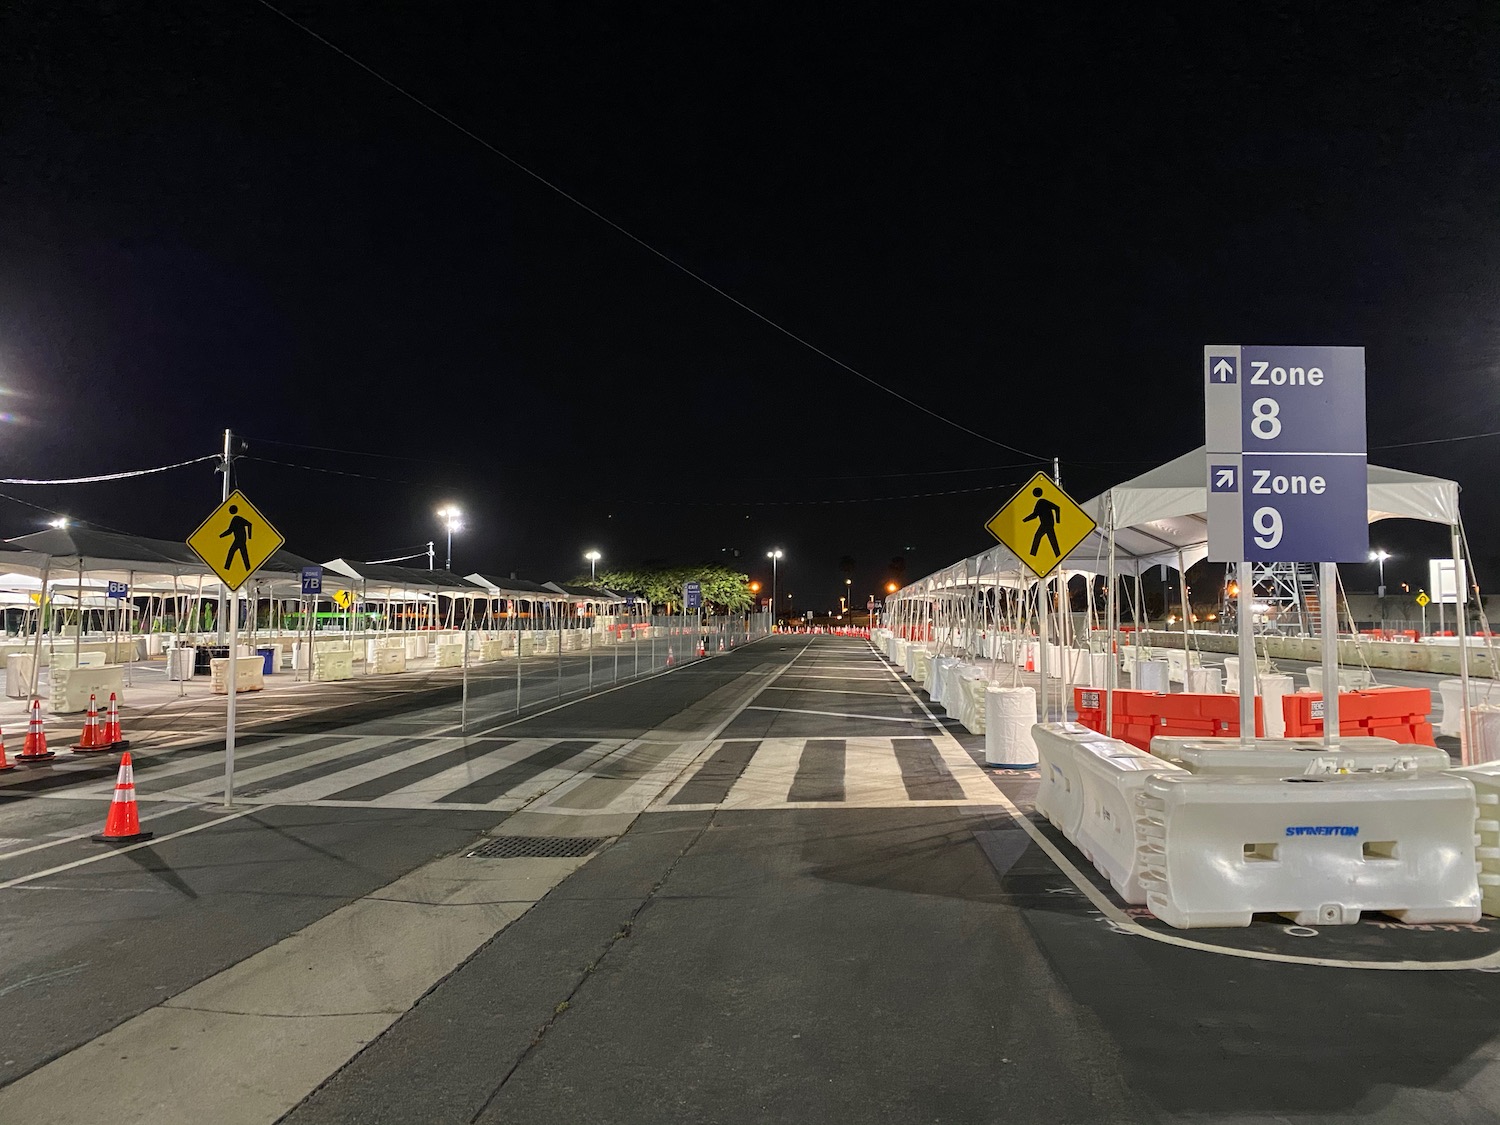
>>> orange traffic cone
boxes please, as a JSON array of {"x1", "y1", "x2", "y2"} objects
[
  {"x1": 71, "y1": 693, "x2": 110, "y2": 754},
  {"x1": 0, "y1": 727, "x2": 15, "y2": 772},
  {"x1": 17, "y1": 699, "x2": 54, "y2": 762},
  {"x1": 666, "y1": 646, "x2": 675, "y2": 666},
  {"x1": 101, "y1": 692, "x2": 128, "y2": 750},
  {"x1": 718, "y1": 637, "x2": 725, "y2": 652},
  {"x1": 92, "y1": 752, "x2": 152, "y2": 844}
]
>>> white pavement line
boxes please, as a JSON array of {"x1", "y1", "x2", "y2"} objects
[
  {"x1": 0, "y1": 850, "x2": 594, "y2": 1125},
  {"x1": 0, "y1": 807, "x2": 263, "y2": 892},
  {"x1": 778, "y1": 673, "x2": 893, "y2": 681},
  {"x1": 744, "y1": 704, "x2": 934, "y2": 724},
  {"x1": 879, "y1": 643, "x2": 1500, "y2": 972},
  {"x1": 760, "y1": 685, "x2": 907, "y2": 698},
  {"x1": 364, "y1": 738, "x2": 622, "y2": 809},
  {"x1": 721, "y1": 738, "x2": 805, "y2": 809},
  {"x1": 843, "y1": 737, "x2": 911, "y2": 806},
  {"x1": 162, "y1": 736, "x2": 392, "y2": 801},
  {"x1": 0, "y1": 800, "x2": 208, "y2": 864}
]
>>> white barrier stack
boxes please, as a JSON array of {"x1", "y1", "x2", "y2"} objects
[
  {"x1": 912, "y1": 647, "x2": 933, "y2": 687},
  {"x1": 1067, "y1": 735, "x2": 1186, "y2": 904},
  {"x1": 1148, "y1": 735, "x2": 1448, "y2": 778},
  {"x1": 930, "y1": 656, "x2": 959, "y2": 705},
  {"x1": 1440, "y1": 679, "x2": 1500, "y2": 737},
  {"x1": 1469, "y1": 707, "x2": 1500, "y2": 767},
  {"x1": 1186, "y1": 667, "x2": 1223, "y2": 694},
  {"x1": 890, "y1": 637, "x2": 908, "y2": 667},
  {"x1": 1135, "y1": 659, "x2": 1169, "y2": 693},
  {"x1": 1447, "y1": 761, "x2": 1500, "y2": 916},
  {"x1": 1135, "y1": 772, "x2": 1481, "y2": 928},
  {"x1": 956, "y1": 672, "x2": 988, "y2": 734},
  {"x1": 1305, "y1": 665, "x2": 1376, "y2": 694},
  {"x1": 986, "y1": 688, "x2": 1039, "y2": 768},
  {"x1": 1259, "y1": 673, "x2": 1294, "y2": 739},
  {"x1": 1031, "y1": 720, "x2": 1095, "y2": 833},
  {"x1": 433, "y1": 642, "x2": 464, "y2": 669}
]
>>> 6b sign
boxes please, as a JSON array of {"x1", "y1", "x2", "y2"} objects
[{"x1": 1204, "y1": 345, "x2": 1368, "y2": 563}]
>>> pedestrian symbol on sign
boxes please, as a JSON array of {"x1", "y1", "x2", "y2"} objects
[
  {"x1": 1023, "y1": 488, "x2": 1061, "y2": 558},
  {"x1": 220, "y1": 505, "x2": 253, "y2": 572}
]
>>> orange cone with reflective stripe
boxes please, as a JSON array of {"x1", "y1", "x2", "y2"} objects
[
  {"x1": 71, "y1": 693, "x2": 110, "y2": 754},
  {"x1": 93, "y1": 752, "x2": 152, "y2": 844},
  {"x1": 0, "y1": 726, "x2": 15, "y2": 772},
  {"x1": 101, "y1": 692, "x2": 129, "y2": 750},
  {"x1": 17, "y1": 699, "x2": 54, "y2": 761}
]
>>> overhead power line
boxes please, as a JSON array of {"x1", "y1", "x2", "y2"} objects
[
  {"x1": 0, "y1": 454, "x2": 218, "y2": 485},
  {"x1": 252, "y1": 1, "x2": 1050, "y2": 463}
]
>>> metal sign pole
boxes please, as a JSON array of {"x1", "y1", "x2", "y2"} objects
[
  {"x1": 1037, "y1": 574, "x2": 1049, "y2": 722},
  {"x1": 225, "y1": 588, "x2": 238, "y2": 807},
  {"x1": 461, "y1": 615, "x2": 469, "y2": 731},
  {"x1": 1320, "y1": 562, "x2": 1340, "y2": 748},
  {"x1": 1237, "y1": 561, "x2": 1255, "y2": 747}
]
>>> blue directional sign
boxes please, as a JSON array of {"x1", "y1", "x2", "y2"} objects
[
  {"x1": 106, "y1": 581, "x2": 128, "y2": 599},
  {"x1": 301, "y1": 566, "x2": 323, "y2": 596},
  {"x1": 624, "y1": 595, "x2": 637, "y2": 608},
  {"x1": 684, "y1": 581, "x2": 702, "y2": 611},
  {"x1": 1204, "y1": 344, "x2": 1368, "y2": 563}
]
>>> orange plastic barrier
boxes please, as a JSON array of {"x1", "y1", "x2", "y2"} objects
[
  {"x1": 1282, "y1": 686, "x2": 1435, "y2": 745},
  {"x1": 1075, "y1": 688, "x2": 1263, "y2": 751}
]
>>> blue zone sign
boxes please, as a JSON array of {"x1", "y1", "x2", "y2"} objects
[
  {"x1": 1204, "y1": 345, "x2": 1368, "y2": 563},
  {"x1": 301, "y1": 566, "x2": 323, "y2": 596},
  {"x1": 106, "y1": 581, "x2": 128, "y2": 599},
  {"x1": 685, "y1": 581, "x2": 702, "y2": 611}
]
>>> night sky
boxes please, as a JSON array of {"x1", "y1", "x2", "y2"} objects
[{"x1": 2, "y1": 3, "x2": 1498, "y2": 611}]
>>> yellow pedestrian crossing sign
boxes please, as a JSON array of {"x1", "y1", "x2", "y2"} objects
[
  {"x1": 331, "y1": 589, "x2": 353, "y2": 610},
  {"x1": 985, "y1": 472, "x2": 1096, "y2": 579},
  {"x1": 187, "y1": 490, "x2": 285, "y2": 591}
]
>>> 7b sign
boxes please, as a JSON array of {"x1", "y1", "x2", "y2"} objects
[{"x1": 1204, "y1": 345, "x2": 1368, "y2": 563}]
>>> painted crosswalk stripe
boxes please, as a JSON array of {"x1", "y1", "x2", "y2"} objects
[
  {"x1": 436, "y1": 740, "x2": 599, "y2": 804},
  {"x1": 322, "y1": 739, "x2": 516, "y2": 802},
  {"x1": 669, "y1": 740, "x2": 760, "y2": 806},
  {"x1": 787, "y1": 738, "x2": 845, "y2": 803},
  {"x1": 893, "y1": 738, "x2": 965, "y2": 801}
]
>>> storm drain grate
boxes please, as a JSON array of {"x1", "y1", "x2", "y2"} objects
[{"x1": 466, "y1": 835, "x2": 607, "y2": 859}]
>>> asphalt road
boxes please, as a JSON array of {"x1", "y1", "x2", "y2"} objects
[{"x1": 2, "y1": 636, "x2": 1499, "y2": 1124}]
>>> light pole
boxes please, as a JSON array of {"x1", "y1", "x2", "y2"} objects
[
  {"x1": 767, "y1": 549, "x2": 782, "y2": 632},
  {"x1": 585, "y1": 550, "x2": 601, "y2": 582},
  {"x1": 1369, "y1": 549, "x2": 1390, "y2": 598},
  {"x1": 436, "y1": 506, "x2": 462, "y2": 571}
]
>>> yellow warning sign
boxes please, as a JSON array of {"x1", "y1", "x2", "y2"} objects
[
  {"x1": 985, "y1": 472, "x2": 1097, "y2": 579},
  {"x1": 1416, "y1": 591, "x2": 1430, "y2": 607},
  {"x1": 186, "y1": 490, "x2": 286, "y2": 592},
  {"x1": 331, "y1": 589, "x2": 353, "y2": 610}
]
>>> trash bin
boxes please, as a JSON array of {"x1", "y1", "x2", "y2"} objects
[{"x1": 256, "y1": 647, "x2": 276, "y2": 676}]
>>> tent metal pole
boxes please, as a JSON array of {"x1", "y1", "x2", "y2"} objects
[
  {"x1": 28, "y1": 558, "x2": 50, "y2": 707},
  {"x1": 1321, "y1": 562, "x2": 1340, "y2": 748},
  {"x1": 1237, "y1": 561, "x2": 1255, "y2": 747},
  {"x1": 1105, "y1": 496, "x2": 1117, "y2": 736},
  {"x1": 1455, "y1": 524, "x2": 1473, "y2": 765},
  {"x1": 1177, "y1": 550, "x2": 1191, "y2": 693}
]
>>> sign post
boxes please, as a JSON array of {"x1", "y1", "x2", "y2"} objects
[
  {"x1": 1205, "y1": 345, "x2": 1367, "y2": 747},
  {"x1": 186, "y1": 490, "x2": 286, "y2": 806},
  {"x1": 300, "y1": 567, "x2": 322, "y2": 683},
  {"x1": 985, "y1": 472, "x2": 1096, "y2": 721}
]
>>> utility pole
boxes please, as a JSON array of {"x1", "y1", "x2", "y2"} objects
[{"x1": 216, "y1": 428, "x2": 234, "y2": 642}]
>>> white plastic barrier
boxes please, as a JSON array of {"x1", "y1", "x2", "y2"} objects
[
  {"x1": 1439, "y1": 679, "x2": 1500, "y2": 737},
  {"x1": 1032, "y1": 720, "x2": 1092, "y2": 830},
  {"x1": 5, "y1": 653, "x2": 34, "y2": 699},
  {"x1": 955, "y1": 673, "x2": 989, "y2": 734},
  {"x1": 1161, "y1": 648, "x2": 1202, "y2": 685},
  {"x1": 314, "y1": 650, "x2": 354, "y2": 682},
  {"x1": 1469, "y1": 707, "x2": 1500, "y2": 766},
  {"x1": 1136, "y1": 772, "x2": 1481, "y2": 928},
  {"x1": 1450, "y1": 761, "x2": 1500, "y2": 916},
  {"x1": 1305, "y1": 665, "x2": 1376, "y2": 694},
  {"x1": 165, "y1": 647, "x2": 194, "y2": 681},
  {"x1": 911, "y1": 647, "x2": 933, "y2": 685},
  {"x1": 1070, "y1": 734, "x2": 1185, "y2": 904},
  {"x1": 434, "y1": 642, "x2": 464, "y2": 669},
  {"x1": 987, "y1": 688, "x2": 1039, "y2": 767},
  {"x1": 1148, "y1": 735, "x2": 1447, "y2": 778},
  {"x1": 1260, "y1": 673, "x2": 1294, "y2": 739},
  {"x1": 930, "y1": 656, "x2": 959, "y2": 704},
  {"x1": 1135, "y1": 659, "x2": 1169, "y2": 693},
  {"x1": 374, "y1": 647, "x2": 407, "y2": 675},
  {"x1": 51, "y1": 665, "x2": 126, "y2": 713},
  {"x1": 210, "y1": 658, "x2": 263, "y2": 695},
  {"x1": 890, "y1": 637, "x2": 908, "y2": 667},
  {"x1": 1186, "y1": 667, "x2": 1223, "y2": 694}
]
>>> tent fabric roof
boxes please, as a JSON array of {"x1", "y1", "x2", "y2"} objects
[
  {"x1": 893, "y1": 446, "x2": 1462, "y2": 597},
  {"x1": 324, "y1": 560, "x2": 487, "y2": 598},
  {"x1": 545, "y1": 582, "x2": 626, "y2": 602},
  {"x1": 465, "y1": 573, "x2": 565, "y2": 600}
]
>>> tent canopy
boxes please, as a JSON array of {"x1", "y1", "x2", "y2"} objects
[
  {"x1": 465, "y1": 574, "x2": 565, "y2": 601},
  {"x1": 893, "y1": 446, "x2": 1462, "y2": 597}
]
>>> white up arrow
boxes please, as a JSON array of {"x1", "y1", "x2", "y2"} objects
[{"x1": 1212, "y1": 358, "x2": 1234, "y2": 381}]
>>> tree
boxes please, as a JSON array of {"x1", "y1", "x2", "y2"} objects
[{"x1": 593, "y1": 563, "x2": 753, "y2": 614}]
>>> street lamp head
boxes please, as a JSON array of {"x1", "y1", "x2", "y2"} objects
[
  {"x1": 47, "y1": 517, "x2": 68, "y2": 529},
  {"x1": 584, "y1": 550, "x2": 601, "y2": 562},
  {"x1": 1370, "y1": 549, "x2": 1391, "y2": 562},
  {"x1": 767, "y1": 549, "x2": 783, "y2": 560},
  {"x1": 436, "y1": 505, "x2": 462, "y2": 531}
]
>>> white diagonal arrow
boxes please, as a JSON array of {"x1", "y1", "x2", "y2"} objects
[{"x1": 1214, "y1": 468, "x2": 1235, "y2": 489}]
